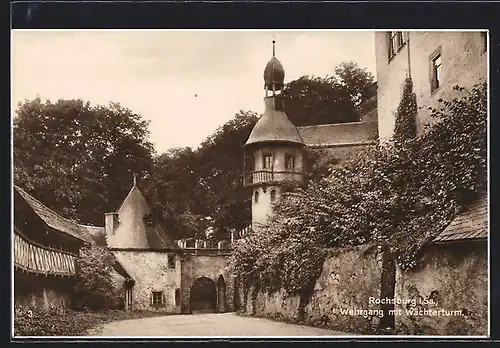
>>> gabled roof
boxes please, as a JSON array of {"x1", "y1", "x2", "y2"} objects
[
  {"x1": 14, "y1": 185, "x2": 93, "y2": 244},
  {"x1": 107, "y1": 185, "x2": 179, "y2": 250},
  {"x1": 433, "y1": 197, "x2": 488, "y2": 243},
  {"x1": 297, "y1": 120, "x2": 379, "y2": 148}
]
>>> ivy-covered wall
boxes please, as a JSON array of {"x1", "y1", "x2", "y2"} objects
[
  {"x1": 237, "y1": 242, "x2": 487, "y2": 336},
  {"x1": 303, "y1": 245, "x2": 386, "y2": 333},
  {"x1": 239, "y1": 245, "x2": 389, "y2": 334},
  {"x1": 395, "y1": 241, "x2": 488, "y2": 336}
]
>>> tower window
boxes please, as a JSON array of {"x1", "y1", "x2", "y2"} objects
[
  {"x1": 167, "y1": 254, "x2": 176, "y2": 269},
  {"x1": 151, "y1": 291, "x2": 165, "y2": 306},
  {"x1": 388, "y1": 31, "x2": 405, "y2": 60},
  {"x1": 263, "y1": 154, "x2": 273, "y2": 169},
  {"x1": 431, "y1": 51, "x2": 442, "y2": 93},
  {"x1": 254, "y1": 190, "x2": 259, "y2": 203},
  {"x1": 144, "y1": 214, "x2": 154, "y2": 227},
  {"x1": 285, "y1": 154, "x2": 295, "y2": 170},
  {"x1": 270, "y1": 190, "x2": 277, "y2": 202}
]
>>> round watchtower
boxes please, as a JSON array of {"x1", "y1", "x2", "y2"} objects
[{"x1": 243, "y1": 41, "x2": 305, "y2": 231}]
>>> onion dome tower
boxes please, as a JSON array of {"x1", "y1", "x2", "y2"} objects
[{"x1": 243, "y1": 41, "x2": 305, "y2": 231}]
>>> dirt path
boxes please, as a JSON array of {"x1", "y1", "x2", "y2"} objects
[{"x1": 85, "y1": 312, "x2": 352, "y2": 337}]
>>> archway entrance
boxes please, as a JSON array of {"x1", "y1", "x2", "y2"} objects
[
  {"x1": 190, "y1": 277, "x2": 216, "y2": 314},
  {"x1": 217, "y1": 275, "x2": 226, "y2": 313}
]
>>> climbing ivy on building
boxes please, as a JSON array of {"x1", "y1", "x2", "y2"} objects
[
  {"x1": 230, "y1": 82, "x2": 487, "y2": 297},
  {"x1": 393, "y1": 77, "x2": 418, "y2": 143}
]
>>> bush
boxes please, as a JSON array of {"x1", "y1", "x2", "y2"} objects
[
  {"x1": 73, "y1": 290, "x2": 125, "y2": 311},
  {"x1": 74, "y1": 244, "x2": 125, "y2": 310}
]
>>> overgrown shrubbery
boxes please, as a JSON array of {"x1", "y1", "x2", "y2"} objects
[
  {"x1": 14, "y1": 304, "x2": 163, "y2": 336},
  {"x1": 230, "y1": 82, "x2": 487, "y2": 296},
  {"x1": 74, "y1": 244, "x2": 124, "y2": 310}
]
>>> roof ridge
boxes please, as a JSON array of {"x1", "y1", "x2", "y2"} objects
[
  {"x1": 14, "y1": 185, "x2": 90, "y2": 243},
  {"x1": 297, "y1": 120, "x2": 377, "y2": 129},
  {"x1": 117, "y1": 185, "x2": 141, "y2": 213},
  {"x1": 77, "y1": 223, "x2": 104, "y2": 228},
  {"x1": 15, "y1": 185, "x2": 80, "y2": 226}
]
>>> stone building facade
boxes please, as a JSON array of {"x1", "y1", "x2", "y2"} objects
[{"x1": 375, "y1": 31, "x2": 487, "y2": 141}]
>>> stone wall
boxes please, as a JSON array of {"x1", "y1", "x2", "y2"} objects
[
  {"x1": 113, "y1": 250, "x2": 182, "y2": 313},
  {"x1": 239, "y1": 245, "x2": 388, "y2": 334},
  {"x1": 237, "y1": 241, "x2": 488, "y2": 336},
  {"x1": 395, "y1": 241, "x2": 488, "y2": 336},
  {"x1": 303, "y1": 246, "x2": 387, "y2": 333},
  {"x1": 14, "y1": 271, "x2": 74, "y2": 313}
]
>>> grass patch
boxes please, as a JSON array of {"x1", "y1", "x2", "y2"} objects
[{"x1": 14, "y1": 306, "x2": 168, "y2": 337}]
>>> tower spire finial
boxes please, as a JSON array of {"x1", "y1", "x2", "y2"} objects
[
  {"x1": 272, "y1": 40, "x2": 276, "y2": 57},
  {"x1": 133, "y1": 173, "x2": 137, "y2": 186}
]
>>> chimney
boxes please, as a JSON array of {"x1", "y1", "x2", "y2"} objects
[{"x1": 105, "y1": 212, "x2": 119, "y2": 236}]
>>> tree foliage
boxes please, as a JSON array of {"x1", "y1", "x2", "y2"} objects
[
  {"x1": 282, "y1": 61, "x2": 375, "y2": 126},
  {"x1": 145, "y1": 110, "x2": 259, "y2": 241},
  {"x1": 13, "y1": 98, "x2": 155, "y2": 225},
  {"x1": 76, "y1": 244, "x2": 116, "y2": 294},
  {"x1": 231, "y1": 82, "x2": 487, "y2": 295}
]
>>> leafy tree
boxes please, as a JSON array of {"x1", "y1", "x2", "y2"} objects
[
  {"x1": 143, "y1": 147, "x2": 203, "y2": 240},
  {"x1": 282, "y1": 61, "x2": 375, "y2": 126},
  {"x1": 146, "y1": 110, "x2": 258, "y2": 241},
  {"x1": 13, "y1": 98, "x2": 155, "y2": 225},
  {"x1": 196, "y1": 110, "x2": 259, "y2": 240}
]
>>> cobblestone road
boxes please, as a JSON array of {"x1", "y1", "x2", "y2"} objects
[{"x1": 85, "y1": 313, "x2": 352, "y2": 337}]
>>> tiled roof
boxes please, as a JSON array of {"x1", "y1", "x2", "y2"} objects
[
  {"x1": 14, "y1": 185, "x2": 93, "y2": 244},
  {"x1": 433, "y1": 197, "x2": 488, "y2": 243},
  {"x1": 245, "y1": 99, "x2": 304, "y2": 146},
  {"x1": 107, "y1": 185, "x2": 179, "y2": 250},
  {"x1": 297, "y1": 120, "x2": 378, "y2": 147}
]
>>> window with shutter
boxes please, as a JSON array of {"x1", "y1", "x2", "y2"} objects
[
  {"x1": 388, "y1": 31, "x2": 406, "y2": 61},
  {"x1": 430, "y1": 50, "x2": 442, "y2": 93},
  {"x1": 151, "y1": 291, "x2": 164, "y2": 307}
]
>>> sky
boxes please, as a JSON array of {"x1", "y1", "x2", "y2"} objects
[{"x1": 12, "y1": 30, "x2": 376, "y2": 154}]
